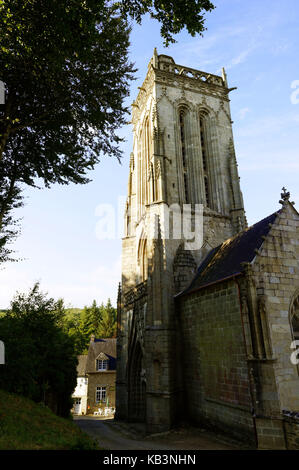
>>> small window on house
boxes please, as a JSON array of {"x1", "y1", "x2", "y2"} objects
[
  {"x1": 96, "y1": 386, "x2": 106, "y2": 403},
  {"x1": 96, "y1": 359, "x2": 109, "y2": 371}
]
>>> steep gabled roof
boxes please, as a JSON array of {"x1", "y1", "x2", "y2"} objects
[
  {"x1": 85, "y1": 338, "x2": 116, "y2": 373},
  {"x1": 177, "y1": 210, "x2": 280, "y2": 297}
]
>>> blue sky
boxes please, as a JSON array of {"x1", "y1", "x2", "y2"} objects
[{"x1": 0, "y1": 0, "x2": 299, "y2": 309}]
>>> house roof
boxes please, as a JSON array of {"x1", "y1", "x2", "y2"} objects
[
  {"x1": 77, "y1": 355, "x2": 88, "y2": 376},
  {"x1": 177, "y1": 210, "x2": 280, "y2": 297},
  {"x1": 85, "y1": 338, "x2": 117, "y2": 373}
]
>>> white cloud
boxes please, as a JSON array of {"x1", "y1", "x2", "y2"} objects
[
  {"x1": 239, "y1": 107, "x2": 250, "y2": 120},
  {"x1": 237, "y1": 113, "x2": 299, "y2": 137},
  {"x1": 166, "y1": 25, "x2": 250, "y2": 70},
  {"x1": 224, "y1": 35, "x2": 260, "y2": 70}
]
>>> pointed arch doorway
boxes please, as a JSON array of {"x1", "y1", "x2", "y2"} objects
[{"x1": 128, "y1": 340, "x2": 146, "y2": 422}]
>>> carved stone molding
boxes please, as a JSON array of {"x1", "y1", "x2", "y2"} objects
[{"x1": 124, "y1": 280, "x2": 148, "y2": 307}]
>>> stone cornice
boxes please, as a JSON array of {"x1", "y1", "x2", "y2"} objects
[
  {"x1": 154, "y1": 68, "x2": 227, "y2": 97},
  {"x1": 155, "y1": 78, "x2": 230, "y2": 103},
  {"x1": 132, "y1": 54, "x2": 229, "y2": 110},
  {"x1": 131, "y1": 57, "x2": 231, "y2": 124}
]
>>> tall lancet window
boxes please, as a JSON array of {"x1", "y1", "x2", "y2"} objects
[
  {"x1": 151, "y1": 163, "x2": 156, "y2": 202},
  {"x1": 199, "y1": 113, "x2": 210, "y2": 207},
  {"x1": 145, "y1": 117, "x2": 150, "y2": 204},
  {"x1": 179, "y1": 108, "x2": 189, "y2": 203},
  {"x1": 138, "y1": 238, "x2": 148, "y2": 281},
  {"x1": 140, "y1": 117, "x2": 151, "y2": 205}
]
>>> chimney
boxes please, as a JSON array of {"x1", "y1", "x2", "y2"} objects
[{"x1": 90, "y1": 334, "x2": 95, "y2": 343}]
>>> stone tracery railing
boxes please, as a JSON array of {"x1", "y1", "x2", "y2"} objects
[
  {"x1": 157, "y1": 59, "x2": 224, "y2": 87},
  {"x1": 124, "y1": 280, "x2": 148, "y2": 307}
]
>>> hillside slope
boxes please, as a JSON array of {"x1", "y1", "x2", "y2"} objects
[{"x1": 0, "y1": 389, "x2": 98, "y2": 450}]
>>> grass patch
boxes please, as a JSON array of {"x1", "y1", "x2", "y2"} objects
[{"x1": 0, "y1": 389, "x2": 99, "y2": 450}]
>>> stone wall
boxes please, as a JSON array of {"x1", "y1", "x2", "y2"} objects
[
  {"x1": 118, "y1": 50, "x2": 248, "y2": 435},
  {"x1": 145, "y1": 326, "x2": 180, "y2": 433},
  {"x1": 178, "y1": 279, "x2": 256, "y2": 445},
  {"x1": 252, "y1": 203, "x2": 299, "y2": 412},
  {"x1": 87, "y1": 372, "x2": 116, "y2": 414},
  {"x1": 283, "y1": 414, "x2": 299, "y2": 449}
]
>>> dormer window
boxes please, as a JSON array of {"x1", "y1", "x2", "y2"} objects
[{"x1": 96, "y1": 359, "x2": 109, "y2": 371}]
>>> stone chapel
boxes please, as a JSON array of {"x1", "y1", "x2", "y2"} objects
[{"x1": 116, "y1": 50, "x2": 299, "y2": 449}]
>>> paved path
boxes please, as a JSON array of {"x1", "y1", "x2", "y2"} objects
[{"x1": 74, "y1": 416, "x2": 246, "y2": 450}]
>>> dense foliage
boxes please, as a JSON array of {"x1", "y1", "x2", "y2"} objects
[
  {"x1": 0, "y1": 283, "x2": 78, "y2": 417},
  {"x1": 0, "y1": 0, "x2": 215, "y2": 261},
  {"x1": 62, "y1": 299, "x2": 117, "y2": 354}
]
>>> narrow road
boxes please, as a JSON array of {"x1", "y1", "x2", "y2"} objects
[{"x1": 74, "y1": 416, "x2": 244, "y2": 450}]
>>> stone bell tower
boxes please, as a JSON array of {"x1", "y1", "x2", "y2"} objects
[{"x1": 116, "y1": 49, "x2": 246, "y2": 432}]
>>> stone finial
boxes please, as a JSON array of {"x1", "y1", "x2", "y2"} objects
[
  {"x1": 279, "y1": 187, "x2": 295, "y2": 206},
  {"x1": 279, "y1": 186, "x2": 295, "y2": 205},
  {"x1": 117, "y1": 282, "x2": 122, "y2": 304},
  {"x1": 281, "y1": 186, "x2": 290, "y2": 201},
  {"x1": 221, "y1": 67, "x2": 228, "y2": 87},
  {"x1": 152, "y1": 47, "x2": 158, "y2": 68}
]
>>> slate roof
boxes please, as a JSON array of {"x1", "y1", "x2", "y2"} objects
[
  {"x1": 177, "y1": 210, "x2": 280, "y2": 297},
  {"x1": 85, "y1": 338, "x2": 117, "y2": 373}
]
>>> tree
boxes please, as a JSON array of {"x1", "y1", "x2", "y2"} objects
[
  {"x1": 0, "y1": 0, "x2": 215, "y2": 258},
  {"x1": 98, "y1": 299, "x2": 117, "y2": 338},
  {"x1": 0, "y1": 179, "x2": 23, "y2": 263},
  {"x1": 60, "y1": 307, "x2": 87, "y2": 355},
  {"x1": 79, "y1": 300, "x2": 103, "y2": 351},
  {"x1": 0, "y1": 283, "x2": 78, "y2": 417},
  {"x1": 65, "y1": 299, "x2": 117, "y2": 352},
  {"x1": 117, "y1": 1, "x2": 216, "y2": 46},
  {"x1": 0, "y1": 0, "x2": 135, "y2": 260}
]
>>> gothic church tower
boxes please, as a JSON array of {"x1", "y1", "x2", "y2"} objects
[{"x1": 116, "y1": 50, "x2": 246, "y2": 432}]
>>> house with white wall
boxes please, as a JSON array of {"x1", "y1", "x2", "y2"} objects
[{"x1": 72, "y1": 355, "x2": 88, "y2": 415}]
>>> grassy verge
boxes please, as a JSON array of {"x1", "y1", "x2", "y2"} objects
[{"x1": 0, "y1": 389, "x2": 98, "y2": 450}]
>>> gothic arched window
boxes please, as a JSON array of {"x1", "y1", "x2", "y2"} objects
[
  {"x1": 179, "y1": 108, "x2": 189, "y2": 204},
  {"x1": 138, "y1": 237, "x2": 148, "y2": 282},
  {"x1": 138, "y1": 116, "x2": 151, "y2": 211},
  {"x1": 151, "y1": 162, "x2": 156, "y2": 202},
  {"x1": 199, "y1": 111, "x2": 211, "y2": 207},
  {"x1": 144, "y1": 117, "x2": 151, "y2": 204}
]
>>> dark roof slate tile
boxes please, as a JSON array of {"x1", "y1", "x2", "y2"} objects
[{"x1": 178, "y1": 210, "x2": 280, "y2": 297}]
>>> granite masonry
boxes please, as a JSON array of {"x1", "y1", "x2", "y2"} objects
[{"x1": 116, "y1": 51, "x2": 299, "y2": 449}]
